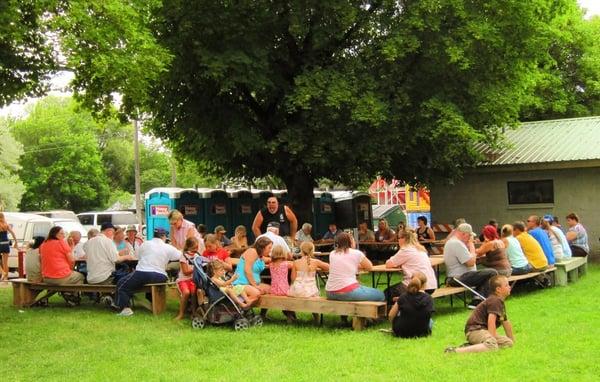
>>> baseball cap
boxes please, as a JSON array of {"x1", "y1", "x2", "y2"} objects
[
  {"x1": 154, "y1": 227, "x2": 167, "y2": 237},
  {"x1": 542, "y1": 214, "x2": 554, "y2": 223},
  {"x1": 214, "y1": 225, "x2": 226, "y2": 233},
  {"x1": 126, "y1": 225, "x2": 137, "y2": 232},
  {"x1": 267, "y1": 221, "x2": 280, "y2": 229},
  {"x1": 100, "y1": 222, "x2": 116, "y2": 231},
  {"x1": 456, "y1": 223, "x2": 473, "y2": 235}
]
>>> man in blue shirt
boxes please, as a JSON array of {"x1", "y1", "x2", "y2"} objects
[
  {"x1": 322, "y1": 223, "x2": 343, "y2": 241},
  {"x1": 527, "y1": 215, "x2": 555, "y2": 265}
]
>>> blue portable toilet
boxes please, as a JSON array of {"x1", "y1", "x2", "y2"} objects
[
  {"x1": 201, "y1": 189, "x2": 230, "y2": 233},
  {"x1": 312, "y1": 191, "x2": 335, "y2": 240},
  {"x1": 145, "y1": 187, "x2": 183, "y2": 239},
  {"x1": 332, "y1": 191, "x2": 373, "y2": 230},
  {"x1": 228, "y1": 189, "x2": 255, "y2": 243},
  {"x1": 177, "y1": 189, "x2": 202, "y2": 226}
]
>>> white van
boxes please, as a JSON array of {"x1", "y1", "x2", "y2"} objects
[
  {"x1": 29, "y1": 210, "x2": 80, "y2": 222},
  {"x1": 77, "y1": 210, "x2": 139, "y2": 232},
  {"x1": 4, "y1": 212, "x2": 54, "y2": 270}
]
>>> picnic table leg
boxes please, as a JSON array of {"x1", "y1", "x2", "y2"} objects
[
  {"x1": 352, "y1": 317, "x2": 366, "y2": 331},
  {"x1": 13, "y1": 283, "x2": 34, "y2": 307},
  {"x1": 555, "y1": 268, "x2": 568, "y2": 286},
  {"x1": 151, "y1": 285, "x2": 166, "y2": 315},
  {"x1": 371, "y1": 273, "x2": 376, "y2": 288}
]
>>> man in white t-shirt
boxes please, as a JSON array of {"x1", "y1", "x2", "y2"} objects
[
  {"x1": 256, "y1": 222, "x2": 291, "y2": 259},
  {"x1": 85, "y1": 223, "x2": 136, "y2": 285},
  {"x1": 115, "y1": 228, "x2": 181, "y2": 316}
]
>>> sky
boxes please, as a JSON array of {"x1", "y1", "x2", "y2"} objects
[{"x1": 1, "y1": 1, "x2": 599, "y2": 119}]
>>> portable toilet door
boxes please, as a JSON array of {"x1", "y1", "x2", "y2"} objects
[
  {"x1": 312, "y1": 191, "x2": 335, "y2": 240},
  {"x1": 175, "y1": 189, "x2": 202, "y2": 226},
  {"x1": 353, "y1": 192, "x2": 373, "y2": 229},
  {"x1": 332, "y1": 191, "x2": 373, "y2": 230},
  {"x1": 201, "y1": 189, "x2": 230, "y2": 233},
  {"x1": 145, "y1": 187, "x2": 182, "y2": 239},
  {"x1": 228, "y1": 189, "x2": 255, "y2": 243}
]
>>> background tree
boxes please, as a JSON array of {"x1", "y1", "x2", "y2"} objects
[
  {"x1": 10, "y1": 97, "x2": 110, "y2": 211},
  {"x1": 53, "y1": 0, "x2": 598, "y2": 224},
  {"x1": 0, "y1": 120, "x2": 25, "y2": 210},
  {"x1": 0, "y1": 0, "x2": 58, "y2": 107}
]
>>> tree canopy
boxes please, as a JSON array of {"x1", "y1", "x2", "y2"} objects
[{"x1": 0, "y1": 120, "x2": 25, "y2": 210}]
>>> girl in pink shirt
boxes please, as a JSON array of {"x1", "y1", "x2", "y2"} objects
[{"x1": 268, "y1": 245, "x2": 295, "y2": 322}]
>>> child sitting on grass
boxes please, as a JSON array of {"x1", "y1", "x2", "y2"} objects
[
  {"x1": 388, "y1": 271, "x2": 434, "y2": 338},
  {"x1": 268, "y1": 245, "x2": 296, "y2": 322},
  {"x1": 207, "y1": 260, "x2": 251, "y2": 309},
  {"x1": 174, "y1": 237, "x2": 200, "y2": 320},
  {"x1": 445, "y1": 274, "x2": 514, "y2": 353}
]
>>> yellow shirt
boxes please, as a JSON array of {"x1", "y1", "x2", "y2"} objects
[{"x1": 516, "y1": 232, "x2": 548, "y2": 269}]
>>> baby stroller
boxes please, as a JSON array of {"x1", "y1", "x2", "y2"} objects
[{"x1": 191, "y1": 257, "x2": 262, "y2": 330}]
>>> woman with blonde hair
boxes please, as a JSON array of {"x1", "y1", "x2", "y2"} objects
[{"x1": 0, "y1": 212, "x2": 18, "y2": 281}]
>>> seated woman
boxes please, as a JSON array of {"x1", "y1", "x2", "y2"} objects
[
  {"x1": 25, "y1": 236, "x2": 46, "y2": 283},
  {"x1": 229, "y1": 225, "x2": 249, "y2": 257},
  {"x1": 40, "y1": 226, "x2": 85, "y2": 285},
  {"x1": 388, "y1": 272, "x2": 434, "y2": 338},
  {"x1": 500, "y1": 225, "x2": 531, "y2": 275},
  {"x1": 476, "y1": 225, "x2": 511, "y2": 276},
  {"x1": 375, "y1": 219, "x2": 396, "y2": 243},
  {"x1": 416, "y1": 216, "x2": 436, "y2": 254},
  {"x1": 232, "y1": 236, "x2": 273, "y2": 306},
  {"x1": 326, "y1": 233, "x2": 384, "y2": 302},
  {"x1": 384, "y1": 230, "x2": 437, "y2": 305}
]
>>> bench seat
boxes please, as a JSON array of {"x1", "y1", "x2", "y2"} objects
[
  {"x1": 10, "y1": 278, "x2": 172, "y2": 315},
  {"x1": 554, "y1": 257, "x2": 587, "y2": 286},
  {"x1": 256, "y1": 295, "x2": 387, "y2": 331}
]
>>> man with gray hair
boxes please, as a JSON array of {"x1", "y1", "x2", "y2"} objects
[
  {"x1": 443, "y1": 223, "x2": 498, "y2": 309},
  {"x1": 295, "y1": 222, "x2": 314, "y2": 246}
]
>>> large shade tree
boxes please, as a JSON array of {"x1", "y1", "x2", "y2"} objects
[{"x1": 54, "y1": 0, "x2": 594, "y2": 223}]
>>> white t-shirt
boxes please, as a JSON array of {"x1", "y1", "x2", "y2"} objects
[
  {"x1": 257, "y1": 231, "x2": 291, "y2": 256},
  {"x1": 73, "y1": 242, "x2": 86, "y2": 260},
  {"x1": 136, "y1": 238, "x2": 181, "y2": 276},
  {"x1": 326, "y1": 248, "x2": 365, "y2": 291},
  {"x1": 84, "y1": 234, "x2": 119, "y2": 284}
]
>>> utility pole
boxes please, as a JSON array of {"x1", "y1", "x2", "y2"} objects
[
  {"x1": 170, "y1": 155, "x2": 177, "y2": 187},
  {"x1": 133, "y1": 118, "x2": 143, "y2": 230}
]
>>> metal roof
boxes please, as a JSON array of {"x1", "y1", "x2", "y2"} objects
[{"x1": 477, "y1": 116, "x2": 600, "y2": 166}]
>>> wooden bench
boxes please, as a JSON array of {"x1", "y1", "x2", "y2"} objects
[
  {"x1": 554, "y1": 257, "x2": 588, "y2": 286},
  {"x1": 256, "y1": 295, "x2": 387, "y2": 331},
  {"x1": 10, "y1": 278, "x2": 172, "y2": 315},
  {"x1": 431, "y1": 286, "x2": 468, "y2": 307}
]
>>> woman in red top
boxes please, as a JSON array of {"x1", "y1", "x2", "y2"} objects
[{"x1": 40, "y1": 226, "x2": 84, "y2": 285}]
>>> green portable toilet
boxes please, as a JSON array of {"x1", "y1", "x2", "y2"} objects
[
  {"x1": 176, "y1": 189, "x2": 202, "y2": 226},
  {"x1": 312, "y1": 191, "x2": 335, "y2": 240},
  {"x1": 228, "y1": 189, "x2": 255, "y2": 242},
  {"x1": 201, "y1": 189, "x2": 230, "y2": 233},
  {"x1": 332, "y1": 191, "x2": 373, "y2": 230}
]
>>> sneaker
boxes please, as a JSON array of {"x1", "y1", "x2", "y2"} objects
[
  {"x1": 444, "y1": 346, "x2": 457, "y2": 353},
  {"x1": 118, "y1": 308, "x2": 134, "y2": 317}
]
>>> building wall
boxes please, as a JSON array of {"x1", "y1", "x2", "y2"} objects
[{"x1": 430, "y1": 166, "x2": 600, "y2": 258}]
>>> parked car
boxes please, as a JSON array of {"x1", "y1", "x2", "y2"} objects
[
  {"x1": 77, "y1": 210, "x2": 140, "y2": 232},
  {"x1": 28, "y1": 210, "x2": 80, "y2": 222}
]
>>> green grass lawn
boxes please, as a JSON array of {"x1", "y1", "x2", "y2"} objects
[{"x1": 1, "y1": 266, "x2": 599, "y2": 381}]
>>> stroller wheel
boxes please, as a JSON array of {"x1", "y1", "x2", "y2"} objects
[
  {"x1": 234, "y1": 318, "x2": 250, "y2": 331},
  {"x1": 191, "y1": 316, "x2": 205, "y2": 329},
  {"x1": 250, "y1": 315, "x2": 263, "y2": 327}
]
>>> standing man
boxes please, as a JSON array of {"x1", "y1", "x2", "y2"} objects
[
  {"x1": 85, "y1": 223, "x2": 136, "y2": 285},
  {"x1": 168, "y1": 210, "x2": 205, "y2": 252},
  {"x1": 252, "y1": 196, "x2": 298, "y2": 243},
  {"x1": 526, "y1": 215, "x2": 555, "y2": 266},
  {"x1": 443, "y1": 223, "x2": 498, "y2": 309}
]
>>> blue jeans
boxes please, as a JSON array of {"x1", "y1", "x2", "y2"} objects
[
  {"x1": 511, "y1": 264, "x2": 532, "y2": 275},
  {"x1": 115, "y1": 271, "x2": 167, "y2": 309},
  {"x1": 327, "y1": 285, "x2": 385, "y2": 302}
]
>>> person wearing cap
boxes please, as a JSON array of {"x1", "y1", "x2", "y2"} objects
[
  {"x1": 512, "y1": 221, "x2": 548, "y2": 271},
  {"x1": 565, "y1": 212, "x2": 589, "y2": 257},
  {"x1": 85, "y1": 222, "x2": 136, "y2": 285},
  {"x1": 115, "y1": 227, "x2": 181, "y2": 316},
  {"x1": 125, "y1": 225, "x2": 144, "y2": 251},
  {"x1": 443, "y1": 223, "x2": 498, "y2": 308},
  {"x1": 252, "y1": 196, "x2": 298, "y2": 242},
  {"x1": 256, "y1": 222, "x2": 291, "y2": 258},
  {"x1": 214, "y1": 225, "x2": 232, "y2": 247},
  {"x1": 168, "y1": 210, "x2": 205, "y2": 253},
  {"x1": 541, "y1": 215, "x2": 571, "y2": 262},
  {"x1": 526, "y1": 215, "x2": 555, "y2": 266}
]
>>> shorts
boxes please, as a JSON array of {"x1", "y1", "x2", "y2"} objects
[
  {"x1": 177, "y1": 279, "x2": 197, "y2": 294},
  {"x1": 466, "y1": 329, "x2": 513, "y2": 350},
  {"x1": 219, "y1": 285, "x2": 246, "y2": 296}
]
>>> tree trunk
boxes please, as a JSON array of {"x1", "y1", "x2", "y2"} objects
[{"x1": 283, "y1": 172, "x2": 316, "y2": 231}]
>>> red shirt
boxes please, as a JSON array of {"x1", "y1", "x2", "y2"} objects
[
  {"x1": 202, "y1": 247, "x2": 230, "y2": 262},
  {"x1": 40, "y1": 239, "x2": 73, "y2": 279}
]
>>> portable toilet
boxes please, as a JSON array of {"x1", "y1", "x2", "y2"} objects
[
  {"x1": 228, "y1": 189, "x2": 256, "y2": 242},
  {"x1": 145, "y1": 187, "x2": 183, "y2": 239},
  {"x1": 201, "y1": 189, "x2": 230, "y2": 233},
  {"x1": 177, "y1": 189, "x2": 202, "y2": 226},
  {"x1": 332, "y1": 191, "x2": 373, "y2": 230},
  {"x1": 312, "y1": 191, "x2": 335, "y2": 240},
  {"x1": 252, "y1": 190, "x2": 274, "y2": 216}
]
